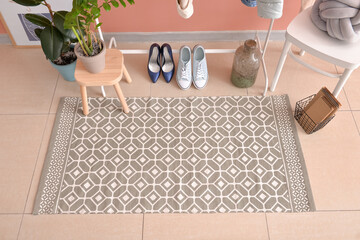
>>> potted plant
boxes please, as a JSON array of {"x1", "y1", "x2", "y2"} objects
[
  {"x1": 64, "y1": 0, "x2": 135, "y2": 73},
  {"x1": 13, "y1": 0, "x2": 79, "y2": 81}
]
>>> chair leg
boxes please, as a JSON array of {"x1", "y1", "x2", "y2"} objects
[
  {"x1": 270, "y1": 40, "x2": 292, "y2": 92},
  {"x1": 332, "y1": 68, "x2": 354, "y2": 98},
  {"x1": 80, "y1": 86, "x2": 89, "y2": 115},
  {"x1": 114, "y1": 83, "x2": 130, "y2": 114},
  {"x1": 123, "y1": 65, "x2": 132, "y2": 83}
]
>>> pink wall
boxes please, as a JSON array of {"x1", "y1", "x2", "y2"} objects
[{"x1": 0, "y1": 0, "x2": 300, "y2": 34}]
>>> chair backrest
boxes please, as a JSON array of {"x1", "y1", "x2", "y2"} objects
[{"x1": 286, "y1": 8, "x2": 360, "y2": 69}]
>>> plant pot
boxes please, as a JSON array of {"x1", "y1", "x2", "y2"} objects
[
  {"x1": 74, "y1": 40, "x2": 106, "y2": 73},
  {"x1": 50, "y1": 59, "x2": 77, "y2": 82}
]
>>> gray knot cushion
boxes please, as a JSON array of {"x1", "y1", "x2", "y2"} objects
[{"x1": 311, "y1": 0, "x2": 360, "y2": 42}]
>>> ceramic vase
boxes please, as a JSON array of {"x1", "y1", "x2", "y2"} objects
[
  {"x1": 75, "y1": 40, "x2": 106, "y2": 73},
  {"x1": 50, "y1": 60, "x2": 77, "y2": 82}
]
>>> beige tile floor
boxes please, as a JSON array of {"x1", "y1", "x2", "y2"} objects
[{"x1": 0, "y1": 40, "x2": 359, "y2": 240}]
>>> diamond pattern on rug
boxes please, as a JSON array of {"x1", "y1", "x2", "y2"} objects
[{"x1": 34, "y1": 95, "x2": 314, "y2": 214}]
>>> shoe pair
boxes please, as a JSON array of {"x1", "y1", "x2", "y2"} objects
[
  {"x1": 147, "y1": 43, "x2": 175, "y2": 83},
  {"x1": 176, "y1": 45, "x2": 208, "y2": 90}
]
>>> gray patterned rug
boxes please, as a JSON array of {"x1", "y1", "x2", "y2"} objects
[{"x1": 34, "y1": 95, "x2": 315, "y2": 214}]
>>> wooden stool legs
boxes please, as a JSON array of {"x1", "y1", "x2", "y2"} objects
[
  {"x1": 80, "y1": 86, "x2": 89, "y2": 115},
  {"x1": 114, "y1": 83, "x2": 130, "y2": 114},
  {"x1": 76, "y1": 49, "x2": 131, "y2": 116},
  {"x1": 80, "y1": 84, "x2": 129, "y2": 115},
  {"x1": 123, "y1": 65, "x2": 132, "y2": 83}
]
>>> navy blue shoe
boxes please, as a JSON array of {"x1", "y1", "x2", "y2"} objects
[
  {"x1": 161, "y1": 43, "x2": 175, "y2": 83},
  {"x1": 148, "y1": 43, "x2": 161, "y2": 83}
]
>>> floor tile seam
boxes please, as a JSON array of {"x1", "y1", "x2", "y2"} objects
[
  {"x1": 335, "y1": 65, "x2": 360, "y2": 110},
  {"x1": 325, "y1": 78, "x2": 360, "y2": 135},
  {"x1": 16, "y1": 214, "x2": 24, "y2": 240},
  {"x1": 342, "y1": 88, "x2": 360, "y2": 135},
  {"x1": 341, "y1": 84, "x2": 352, "y2": 110},
  {"x1": 315, "y1": 209, "x2": 360, "y2": 213},
  {"x1": 21, "y1": 114, "x2": 51, "y2": 215},
  {"x1": 333, "y1": 64, "x2": 341, "y2": 75},
  {"x1": 0, "y1": 113, "x2": 50, "y2": 116},
  {"x1": 142, "y1": 213, "x2": 145, "y2": 240},
  {"x1": 0, "y1": 213, "x2": 24, "y2": 215},
  {"x1": 265, "y1": 213, "x2": 271, "y2": 240},
  {"x1": 15, "y1": 114, "x2": 51, "y2": 238},
  {"x1": 48, "y1": 73, "x2": 60, "y2": 114},
  {"x1": 350, "y1": 110, "x2": 360, "y2": 136}
]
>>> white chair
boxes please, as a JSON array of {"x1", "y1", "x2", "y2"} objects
[{"x1": 270, "y1": 8, "x2": 360, "y2": 98}]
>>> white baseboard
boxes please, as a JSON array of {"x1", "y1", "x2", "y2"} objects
[
  {"x1": 0, "y1": 30, "x2": 285, "y2": 45},
  {"x1": 103, "y1": 30, "x2": 285, "y2": 42}
]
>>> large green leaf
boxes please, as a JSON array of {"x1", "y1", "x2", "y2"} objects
[
  {"x1": 40, "y1": 26, "x2": 64, "y2": 61},
  {"x1": 12, "y1": 0, "x2": 42, "y2": 6},
  {"x1": 25, "y1": 14, "x2": 51, "y2": 27},
  {"x1": 54, "y1": 11, "x2": 77, "y2": 41},
  {"x1": 34, "y1": 28, "x2": 43, "y2": 39}
]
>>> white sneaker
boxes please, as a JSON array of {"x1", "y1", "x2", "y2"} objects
[
  {"x1": 176, "y1": 46, "x2": 192, "y2": 90},
  {"x1": 176, "y1": 0, "x2": 194, "y2": 19},
  {"x1": 192, "y1": 45, "x2": 208, "y2": 89}
]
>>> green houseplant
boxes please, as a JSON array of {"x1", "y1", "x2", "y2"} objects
[
  {"x1": 64, "y1": 0, "x2": 134, "y2": 73},
  {"x1": 12, "y1": 0, "x2": 79, "y2": 81}
]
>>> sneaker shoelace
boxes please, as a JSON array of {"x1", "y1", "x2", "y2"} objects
[
  {"x1": 181, "y1": 63, "x2": 190, "y2": 80},
  {"x1": 196, "y1": 62, "x2": 205, "y2": 80}
]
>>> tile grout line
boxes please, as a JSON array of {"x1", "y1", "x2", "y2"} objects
[
  {"x1": 0, "y1": 213, "x2": 24, "y2": 215},
  {"x1": 334, "y1": 65, "x2": 349, "y2": 111},
  {"x1": 0, "y1": 113, "x2": 50, "y2": 116},
  {"x1": 16, "y1": 113, "x2": 51, "y2": 240},
  {"x1": 316, "y1": 209, "x2": 360, "y2": 212},
  {"x1": 342, "y1": 88, "x2": 360, "y2": 135},
  {"x1": 142, "y1": 213, "x2": 145, "y2": 240},
  {"x1": 22, "y1": 114, "x2": 51, "y2": 212},
  {"x1": 265, "y1": 213, "x2": 271, "y2": 240},
  {"x1": 350, "y1": 109, "x2": 360, "y2": 136},
  {"x1": 16, "y1": 214, "x2": 24, "y2": 240},
  {"x1": 48, "y1": 73, "x2": 60, "y2": 114},
  {"x1": 334, "y1": 65, "x2": 360, "y2": 135}
]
